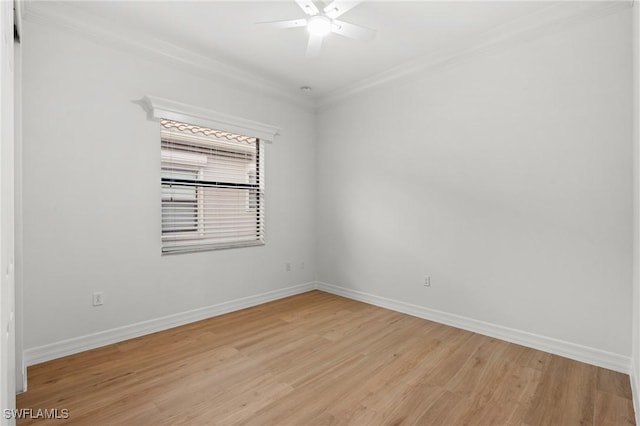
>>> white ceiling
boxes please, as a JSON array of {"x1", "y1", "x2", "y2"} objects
[{"x1": 25, "y1": 1, "x2": 621, "y2": 104}]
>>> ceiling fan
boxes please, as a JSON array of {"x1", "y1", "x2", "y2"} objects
[{"x1": 257, "y1": 0, "x2": 376, "y2": 57}]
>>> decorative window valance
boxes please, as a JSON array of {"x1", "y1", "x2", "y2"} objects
[{"x1": 140, "y1": 95, "x2": 279, "y2": 143}]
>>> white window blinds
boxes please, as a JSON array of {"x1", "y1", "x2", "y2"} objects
[{"x1": 160, "y1": 119, "x2": 265, "y2": 254}]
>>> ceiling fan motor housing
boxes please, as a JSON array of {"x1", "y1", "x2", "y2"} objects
[{"x1": 307, "y1": 15, "x2": 332, "y2": 37}]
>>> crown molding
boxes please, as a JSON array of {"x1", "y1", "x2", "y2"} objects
[
  {"x1": 20, "y1": 1, "x2": 631, "y2": 113},
  {"x1": 21, "y1": 1, "x2": 316, "y2": 112},
  {"x1": 317, "y1": 0, "x2": 632, "y2": 110}
]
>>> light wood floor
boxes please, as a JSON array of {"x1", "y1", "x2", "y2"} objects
[{"x1": 18, "y1": 291, "x2": 635, "y2": 425}]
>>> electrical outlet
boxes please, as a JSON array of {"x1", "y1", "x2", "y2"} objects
[
  {"x1": 300, "y1": 261, "x2": 305, "y2": 270},
  {"x1": 92, "y1": 292, "x2": 104, "y2": 306},
  {"x1": 286, "y1": 263, "x2": 292, "y2": 272},
  {"x1": 424, "y1": 276, "x2": 431, "y2": 287}
]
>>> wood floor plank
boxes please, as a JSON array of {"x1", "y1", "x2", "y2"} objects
[
  {"x1": 597, "y1": 367, "x2": 634, "y2": 399},
  {"x1": 594, "y1": 390, "x2": 636, "y2": 426},
  {"x1": 17, "y1": 290, "x2": 635, "y2": 425},
  {"x1": 523, "y1": 354, "x2": 599, "y2": 426},
  {"x1": 414, "y1": 390, "x2": 468, "y2": 425}
]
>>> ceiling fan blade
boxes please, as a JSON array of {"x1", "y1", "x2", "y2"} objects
[
  {"x1": 256, "y1": 19, "x2": 307, "y2": 29},
  {"x1": 323, "y1": 1, "x2": 361, "y2": 19},
  {"x1": 331, "y1": 19, "x2": 375, "y2": 41},
  {"x1": 296, "y1": 0, "x2": 320, "y2": 16},
  {"x1": 306, "y1": 34, "x2": 323, "y2": 57}
]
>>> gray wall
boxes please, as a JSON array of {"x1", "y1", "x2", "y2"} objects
[
  {"x1": 21, "y1": 20, "x2": 317, "y2": 350},
  {"x1": 317, "y1": 10, "x2": 633, "y2": 357},
  {"x1": 632, "y1": 2, "x2": 639, "y2": 419},
  {"x1": 20, "y1": 6, "x2": 635, "y2": 373}
]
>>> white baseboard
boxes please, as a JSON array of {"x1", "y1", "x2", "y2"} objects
[
  {"x1": 632, "y1": 363, "x2": 640, "y2": 425},
  {"x1": 24, "y1": 282, "x2": 317, "y2": 367},
  {"x1": 317, "y1": 282, "x2": 631, "y2": 374},
  {"x1": 24, "y1": 280, "x2": 632, "y2": 376}
]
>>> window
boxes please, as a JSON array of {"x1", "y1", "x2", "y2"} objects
[{"x1": 160, "y1": 119, "x2": 264, "y2": 254}]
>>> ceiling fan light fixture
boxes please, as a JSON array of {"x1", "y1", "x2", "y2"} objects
[{"x1": 307, "y1": 15, "x2": 332, "y2": 37}]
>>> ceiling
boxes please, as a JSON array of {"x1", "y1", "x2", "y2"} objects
[{"x1": 24, "y1": 1, "x2": 615, "y2": 103}]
